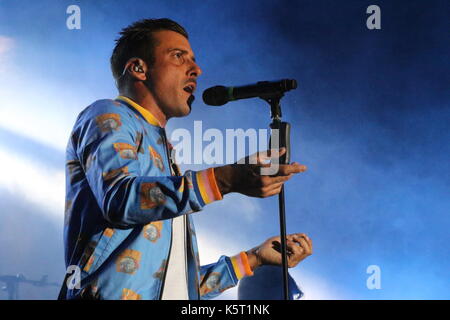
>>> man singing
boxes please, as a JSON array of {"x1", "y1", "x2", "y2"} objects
[{"x1": 60, "y1": 18, "x2": 312, "y2": 300}]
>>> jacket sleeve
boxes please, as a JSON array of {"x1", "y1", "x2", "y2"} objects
[
  {"x1": 199, "y1": 253, "x2": 254, "y2": 300},
  {"x1": 71, "y1": 101, "x2": 222, "y2": 228}
]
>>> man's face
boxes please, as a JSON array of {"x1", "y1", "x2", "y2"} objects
[{"x1": 145, "y1": 30, "x2": 202, "y2": 118}]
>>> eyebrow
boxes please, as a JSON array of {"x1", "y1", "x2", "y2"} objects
[{"x1": 168, "y1": 48, "x2": 196, "y2": 62}]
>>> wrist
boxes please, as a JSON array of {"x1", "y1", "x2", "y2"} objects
[
  {"x1": 246, "y1": 247, "x2": 262, "y2": 272},
  {"x1": 213, "y1": 165, "x2": 234, "y2": 195}
]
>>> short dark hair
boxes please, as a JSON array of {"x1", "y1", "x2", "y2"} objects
[{"x1": 110, "y1": 18, "x2": 188, "y2": 87}]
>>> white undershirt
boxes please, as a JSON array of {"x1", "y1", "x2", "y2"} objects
[{"x1": 161, "y1": 215, "x2": 189, "y2": 300}]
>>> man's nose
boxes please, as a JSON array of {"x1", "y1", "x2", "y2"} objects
[{"x1": 188, "y1": 61, "x2": 202, "y2": 78}]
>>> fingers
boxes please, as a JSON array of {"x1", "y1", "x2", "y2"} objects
[
  {"x1": 284, "y1": 238, "x2": 309, "y2": 268},
  {"x1": 259, "y1": 184, "x2": 283, "y2": 197},
  {"x1": 277, "y1": 162, "x2": 307, "y2": 175},
  {"x1": 285, "y1": 233, "x2": 313, "y2": 264},
  {"x1": 264, "y1": 234, "x2": 312, "y2": 268},
  {"x1": 252, "y1": 163, "x2": 305, "y2": 197},
  {"x1": 245, "y1": 173, "x2": 290, "y2": 197},
  {"x1": 262, "y1": 174, "x2": 292, "y2": 185},
  {"x1": 285, "y1": 239, "x2": 302, "y2": 267},
  {"x1": 289, "y1": 233, "x2": 313, "y2": 255},
  {"x1": 257, "y1": 176, "x2": 294, "y2": 197},
  {"x1": 233, "y1": 155, "x2": 306, "y2": 198},
  {"x1": 258, "y1": 161, "x2": 307, "y2": 175},
  {"x1": 258, "y1": 162, "x2": 307, "y2": 175}
]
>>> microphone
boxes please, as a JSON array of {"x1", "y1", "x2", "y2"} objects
[{"x1": 202, "y1": 79, "x2": 297, "y2": 106}]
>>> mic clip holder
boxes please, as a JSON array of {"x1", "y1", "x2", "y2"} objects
[
  {"x1": 260, "y1": 93, "x2": 284, "y2": 121},
  {"x1": 261, "y1": 93, "x2": 291, "y2": 165}
]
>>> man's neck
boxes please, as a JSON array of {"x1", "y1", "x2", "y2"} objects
[{"x1": 121, "y1": 90, "x2": 168, "y2": 128}]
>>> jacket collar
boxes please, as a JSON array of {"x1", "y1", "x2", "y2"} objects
[{"x1": 116, "y1": 95, "x2": 162, "y2": 127}]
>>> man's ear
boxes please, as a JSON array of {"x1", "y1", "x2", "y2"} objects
[{"x1": 125, "y1": 57, "x2": 147, "y2": 81}]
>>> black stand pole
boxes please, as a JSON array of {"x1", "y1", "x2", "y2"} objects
[{"x1": 263, "y1": 94, "x2": 291, "y2": 300}]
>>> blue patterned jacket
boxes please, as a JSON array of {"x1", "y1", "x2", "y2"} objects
[{"x1": 62, "y1": 96, "x2": 253, "y2": 300}]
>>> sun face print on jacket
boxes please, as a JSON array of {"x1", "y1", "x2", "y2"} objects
[
  {"x1": 140, "y1": 183, "x2": 167, "y2": 210},
  {"x1": 200, "y1": 272, "x2": 221, "y2": 296},
  {"x1": 116, "y1": 249, "x2": 141, "y2": 275},
  {"x1": 142, "y1": 221, "x2": 163, "y2": 243},
  {"x1": 113, "y1": 143, "x2": 138, "y2": 160},
  {"x1": 95, "y1": 113, "x2": 122, "y2": 132}
]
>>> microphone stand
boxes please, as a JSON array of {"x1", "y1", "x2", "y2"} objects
[
  {"x1": 0, "y1": 274, "x2": 60, "y2": 300},
  {"x1": 262, "y1": 94, "x2": 291, "y2": 300}
]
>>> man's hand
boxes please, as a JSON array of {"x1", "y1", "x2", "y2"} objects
[
  {"x1": 246, "y1": 233, "x2": 313, "y2": 271},
  {"x1": 214, "y1": 148, "x2": 307, "y2": 198}
]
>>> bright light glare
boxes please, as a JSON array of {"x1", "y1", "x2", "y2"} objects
[{"x1": 0, "y1": 148, "x2": 65, "y2": 222}]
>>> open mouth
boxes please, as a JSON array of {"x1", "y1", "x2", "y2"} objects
[{"x1": 183, "y1": 84, "x2": 195, "y2": 94}]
